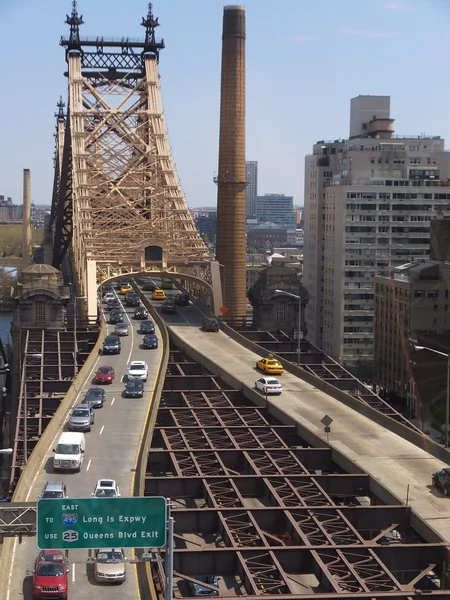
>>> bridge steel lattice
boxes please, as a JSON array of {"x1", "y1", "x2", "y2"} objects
[{"x1": 51, "y1": 2, "x2": 211, "y2": 318}]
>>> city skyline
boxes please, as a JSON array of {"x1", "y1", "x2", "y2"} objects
[{"x1": 1, "y1": 0, "x2": 449, "y2": 208}]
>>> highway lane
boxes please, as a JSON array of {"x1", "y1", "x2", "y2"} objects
[
  {"x1": 137, "y1": 280, "x2": 450, "y2": 545},
  {"x1": 6, "y1": 289, "x2": 163, "y2": 600}
]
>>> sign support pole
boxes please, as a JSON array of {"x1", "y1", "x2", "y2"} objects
[{"x1": 165, "y1": 502, "x2": 174, "y2": 600}]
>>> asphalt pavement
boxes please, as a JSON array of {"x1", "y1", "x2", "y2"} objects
[{"x1": 5, "y1": 289, "x2": 163, "y2": 600}]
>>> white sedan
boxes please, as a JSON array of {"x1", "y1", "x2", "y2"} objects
[
  {"x1": 128, "y1": 360, "x2": 148, "y2": 382},
  {"x1": 92, "y1": 479, "x2": 121, "y2": 498},
  {"x1": 103, "y1": 292, "x2": 115, "y2": 303},
  {"x1": 255, "y1": 377, "x2": 283, "y2": 395}
]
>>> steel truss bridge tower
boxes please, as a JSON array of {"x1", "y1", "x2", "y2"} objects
[{"x1": 50, "y1": 2, "x2": 212, "y2": 318}]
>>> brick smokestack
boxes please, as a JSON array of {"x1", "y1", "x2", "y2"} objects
[
  {"x1": 22, "y1": 169, "x2": 32, "y2": 267},
  {"x1": 215, "y1": 5, "x2": 247, "y2": 320}
]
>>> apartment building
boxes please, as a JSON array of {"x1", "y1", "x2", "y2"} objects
[
  {"x1": 256, "y1": 194, "x2": 297, "y2": 228},
  {"x1": 303, "y1": 95, "x2": 450, "y2": 365},
  {"x1": 374, "y1": 261, "x2": 450, "y2": 414},
  {"x1": 246, "y1": 161, "x2": 258, "y2": 219}
]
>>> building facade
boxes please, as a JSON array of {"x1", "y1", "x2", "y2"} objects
[
  {"x1": 256, "y1": 194, "x2": 296, "y2": 228},
  {"x1": 374, "y1": 261, "x2": 450, "y2": 419},
  {"x1": 303, "y1": 94, "x2": 450, "y2": 365},
  {"x1": 246, "y1": 161, "x2": 258, "y2": 219}
]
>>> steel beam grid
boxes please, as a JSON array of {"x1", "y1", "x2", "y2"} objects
[
  {"x1": 11, "y1": 328, "x2": 98, "y2": 483},
  {"x1": 63, "y1": 34, "x2": 209, "y2": 288},
  {"x1": 148, "y1": 345, "x2": 449, "y2": 598}
]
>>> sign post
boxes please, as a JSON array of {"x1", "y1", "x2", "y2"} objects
[{"x1": 37, "y1": 497, "x2": 167, "y2": 550}]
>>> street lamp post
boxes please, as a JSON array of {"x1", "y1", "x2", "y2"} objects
[
  {"x1": 73, "y1": 296, "x2": 87, "y2": 377},
  {"x1": 415, "y1": 345, "x2": 450, "y2": 448},
  {"x1": 22, "y1": 352, "x2": 42, "y2": 464},
  {"x1": 275, "y1": 289, "x2": 302, "y2": 366}
]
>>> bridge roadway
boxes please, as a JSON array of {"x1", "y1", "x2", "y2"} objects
[
  {"x1": 139, "y1": 283, "x2": 450, "y2": 546},
  {"x1": 6, "y1": 290, "x2": 163, "y2": 600}
]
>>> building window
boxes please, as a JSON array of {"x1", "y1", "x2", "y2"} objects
[
  {"x1": 427, "y1": 290, "x2": 439, "y2": 298},
  {"x1": 414, "y1": 290, "x2": 425, "y2": 298},
  {"x1": 276, "y1": 303, "x2": 287, "y2": 321},
  {"x1": 35, "y1": 302, "x2": 46, "y2": 322}
]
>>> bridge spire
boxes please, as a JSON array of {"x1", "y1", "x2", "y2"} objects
[
  {"x1": 141, "y1": 3, "x2": 165, "y2": 60},
  {"x1": 55, "y1": 96, "x2": 66, "y2": 124},
  {"x1": 65, "y1": 1, "x2": 84, "y2": 50}
]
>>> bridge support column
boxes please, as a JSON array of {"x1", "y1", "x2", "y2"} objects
[{"x1": 86, "y1": 260, "x2": 98, "y2": 324}]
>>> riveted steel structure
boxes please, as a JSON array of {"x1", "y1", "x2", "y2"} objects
[
  {"x1": 51, "y1": 2, "x2": 209, "y2": 309},
  {"x1": 215, "y1": 6, "x2": 247, "y2": 321},
  {"x1": 146, "y1": 343, "x2": 450, "y2": 599}
]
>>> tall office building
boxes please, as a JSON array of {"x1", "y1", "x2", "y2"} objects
[
  {"x1": 246, "y1": 161, "x2": 258, "y2": 218},
  {"x1": 303, "y1": 95, "x2": 450, "y2": 365}
]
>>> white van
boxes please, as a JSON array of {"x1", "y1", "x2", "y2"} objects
[{"x1": 53, "y1": 432, "x2": 85, "y2": 472}]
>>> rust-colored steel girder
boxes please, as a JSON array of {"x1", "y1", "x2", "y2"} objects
[{"x1": 147, "y1": 345, "x2": 450, "y2": 599}]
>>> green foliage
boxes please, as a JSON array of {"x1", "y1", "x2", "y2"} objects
[
  {"x1": 431, "y1": 399, "x2": 446, "y2": 426},
  {"x1": 0, "y1": 225, "x2": 44, "y2": 254}
]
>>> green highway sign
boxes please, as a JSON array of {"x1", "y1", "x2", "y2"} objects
[{"x1": 37, "y1": 497, "x2": 167, "y2": 549}]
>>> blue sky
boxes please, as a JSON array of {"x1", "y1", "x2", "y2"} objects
[{"x1": 0, "y1": 0, "x2": 449, "y2": 209}]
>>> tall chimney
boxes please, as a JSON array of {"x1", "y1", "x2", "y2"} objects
[
  {"x1": 22, "y1": 169, "x2": 32, "y2": 267},
  {"x1": 215, "y1": 5, "x2": 247, "y2": 321}
]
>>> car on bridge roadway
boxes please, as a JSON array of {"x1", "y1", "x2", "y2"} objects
[
  {"x1": 161, "y1": 300, "x2": 177, "y2": 314},
  {"x1": 256, "y1": 358, "x2": 284, "y2": 375},
  {"x1": 124, "y1": 379, "x2": 144, "y2": 398},
  {"x1": 140, "y1": 320, "x2": 156, "y2": 334},
  {"x1": 68, "y1": 403, "x2": 95, "y2": 431},
  {"x1": 134, "y1": 306, "x2": 148, "y2": 320},
  {"x1": 114, "y1": 322, "x2": 129, "y2": 336},
  {"x1": 255, "y1": 377, "x2": 283, "y2": 396},
  {"x1": 92, "y1": 479, "x2": 121, "y2": 498},
  {"x1": 175, "y1": 293, "x2": 190, "y2": 306},
  {"x1": 102, "y1": 335, "x2": 121, "y2": 355},
  {"x1": 143, "y1": 333, "x2": 158, "y2": 349},
  {"x1": 189, "y1": 575, "x2": 219, "y2": 596},
  {"x1": 153, "y1": 288, "x2": 166, "y2": 301},
  {"x1": 94, "y1": 366, "x2": 115, "y2": 384},
  {"x1": 127, "y1": 360, "x2": 148, "y2": 382},
  {"x1": 84, "y1": 387, "x2": 106, "y2": 408},
  {"x1": 109, "y1": 309, "x2": 124, "y2": 324},
  {"x1": 94, "y1": 548, "x2": 126, "y2": 584},
  {"x1": 120, "y1": 283, "x2": 132, "y2": 295},
  {"x1": 32, "y1": 550, "x2": 69, "y2": 600},
  {"x1": 202, "y1": 318, "x2": 220, "y2": 332},
  {"x1": 39, "y1": 481, "x2": 68, "y2": 499},
  {"x1": 432, "y1": 468, "x2": 450, "y2": 495},
  {"x1": 103, "y1": 292, "x2": 115, "y2": 304}
]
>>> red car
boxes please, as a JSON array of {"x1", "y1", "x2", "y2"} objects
[
  {"x1": 94, "y1": 366, "x2": 115, "y2": 384},
  {"x1": 33, "y1": 549, "x2": 69, "y2": 599}
]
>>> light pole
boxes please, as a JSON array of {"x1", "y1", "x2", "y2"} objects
[
  {"x1": 22, "y1": 352, "x2": 42, "y2": 464},
  {"x1": 275, "y1": 289, "x2": 302, "y2": 366},
  {"x1": 415, "y1": 345, "x2": 450, "y2": 448},
  {"x1": 73, "y1": 296, "x2": 87, "y2": 377}
]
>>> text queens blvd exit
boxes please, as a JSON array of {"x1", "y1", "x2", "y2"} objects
[{"x1": 37, "y1": 497, "x2": 167, "y2": 550}]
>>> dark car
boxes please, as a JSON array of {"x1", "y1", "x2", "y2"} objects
[
  {"x1": 102, "y1": 335, "x2": 121, "y2": 355},
  {"x1": 94, "y1": 366, "x2": 115, "y2": 384},
  {"x1": 84, "y1": 387, "x2": 106, "y2": 408},
  {"x1": 107, "y1": 297, "x2": 121, "y2": 311},
  {"x1": 432, "y1": 468, "x2": 450, "y2": 495},
  {"x1": 125, "y1": 291, "x2": 140, "y2": 307},
  {"x1": 124, "y1": 379, "x2": 144, "y2": 398},
  {"x1": 143, "y1": 334, "x2": 158, "y2": 349},
  {"x1": 110, "y1": 309, "x2": 124, "y2": 324},
  {"x1": 142, "y1": 281, "x2": 156, "y2": 292},
  {"x1": 189, "y1": 576, "x2": 219, "y2": 596},
  {"x1": 102, "y1": 285, "x2": 114, "y2": 294},
  {"x1": 161, "y1": 301, "x2": 177, "y2": 314},
  {"x1": 175, "y1": 293, "x2": 190, "y2": 306},
  {"x1": 134, "y1": 306, "x2": 148, "y2": 319},
  {"x1": 140, "y1": 320, "x2": 156, "y2": 334},
  {"x1": 202, "y1": 318, "x2": 220, "y2": 332},
  {"x1": 116, "y1": 279, "x2": 129, "y2": 290}
]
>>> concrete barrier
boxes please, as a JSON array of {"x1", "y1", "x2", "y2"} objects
[
  {"x1": 167, "y1": 326, "x2": 449, "y2": 544},
  {"x1": 219, "y1": 322, "x2": 450, "y2": 464},
  {"x1": 131, "y1": 282, "x2": 170, "y2": 600},
  {"x1": 0, "y1": 321, "x2": 104, "y2": 597}
]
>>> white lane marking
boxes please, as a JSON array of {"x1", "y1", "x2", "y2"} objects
[
  {"x1": 72, "y1": 562, "x2": 75, "y2": 583},
  {"x1": 177, "y1": 309, "x2": 190, "y2": 324},
  {"x1": 86, "y1": 459, "x2": 92, "y2": 471},
  {"x1": 117, "y1": 292, "x2": 135, "y2": 368},
  {"x1": 5, "y1": 535, "x2": 18, "y2": 600},
  {"x1": 99, "y1": 425, "x2": 104, "y2": 436},
  {"x1": 120, "y1": 375, "x2": 125, "y2": 382},
  {"x1": 111, "y1": 397, "x2": 115, "y2": 406}
]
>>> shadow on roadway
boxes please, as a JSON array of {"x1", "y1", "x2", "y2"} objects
[
  {"x1": 44, "y1": 456, "x2": 55, "y2": 475},
  {"x1": 426, "y1": 484, "x2": 444, "y2": 498},
  {"x1": 23, "y1": 574, "x2": 34, "y2": 599}
]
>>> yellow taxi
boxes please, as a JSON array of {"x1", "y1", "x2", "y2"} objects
[
  {"x1": 256, "y1": 358, "x2": 284, "y2": 375},
  {"x1": 120, "y1": 284, "x2": 132, "y2": 295},
  {"x1": 153, "y1": 289, "x2": 166, "y2": 301}
]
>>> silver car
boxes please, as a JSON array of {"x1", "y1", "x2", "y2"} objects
[
  {"x1": 94, "y1": 548, "x2": 126, "y2": 583},
  {"x1": 114, "y1": 323, "x2": 129, "y2": 336},
  {"x1": 68, "y1": 404, "x2": 95, "y2": 432},
  {"x1": 40, "y1": 481, "x2": 68, "y2": 499}
]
